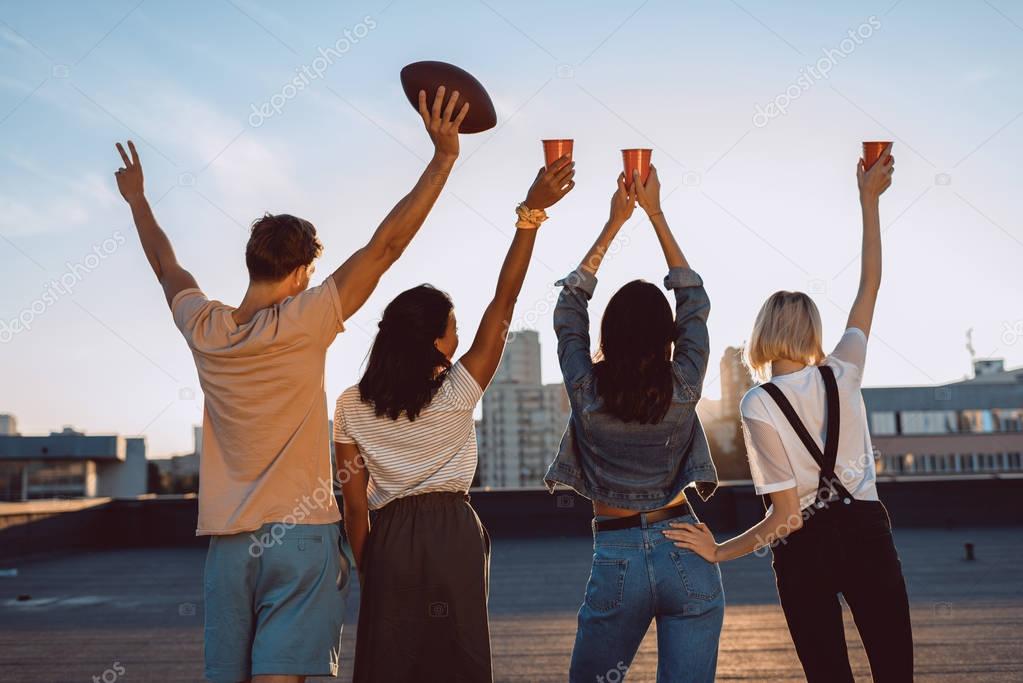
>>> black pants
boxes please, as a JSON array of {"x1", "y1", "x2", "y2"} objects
[
  {"x1": 771, "y1": 500, "x2": 913, "y2": 683},
  {"x1": 353, "y1": 492, "x2": 492, "y2": 683}
]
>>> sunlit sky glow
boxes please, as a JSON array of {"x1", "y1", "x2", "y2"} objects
[{"x1": 1, "y1": 0, "x2": 1021, "y2": 457}]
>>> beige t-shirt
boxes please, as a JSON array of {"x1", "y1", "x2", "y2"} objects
[{"x1": 172, "y1": 278, "x2": 345, "y2": 535}]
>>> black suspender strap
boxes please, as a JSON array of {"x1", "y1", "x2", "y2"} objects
[
  {"x1": 818, "y1": 365, "x2": 841, "y2": 481},
  {"x1": 759, "y1": 381, "x2": 826, "y2": 470},
  {"x1": 759, "y1": 365, "x2": 853, "y2": 508}
]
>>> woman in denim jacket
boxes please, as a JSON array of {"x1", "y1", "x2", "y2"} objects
[{"x1": 544, "y1": 166, "x2": 722, "y2": 682}]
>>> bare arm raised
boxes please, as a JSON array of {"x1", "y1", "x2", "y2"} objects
[
  {"x1": 574, "y1": 172, "x2": 636, "y2": 278},
  {"x1": 847, "y1": 143, "x2": 894, "y2": 339},
  {"x1": 663, "y1": 486, "x2": 803, "y2": 562},
  {"x1": 634, "y1": 165, "x2": 710, "y2": 392},
  {"x1": 329, "y1": 87, "x2": 469, "y2": 320},
  {"x1": 114, "y1": 140, "x2": 199, "y2": 307},
  {"x1": 634, "y1": 165, "x2": 688, "y2": 270},
  {"x1": 551, "y1": 173, "x2": 634, "y2": 386},
  {"x1": 459, "y1": 157, "x2": 576, "y2": 389}
]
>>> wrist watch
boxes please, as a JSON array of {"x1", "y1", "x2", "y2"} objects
[{"x1": 515, "y1": 202, "x2": 548, "y2": 230}]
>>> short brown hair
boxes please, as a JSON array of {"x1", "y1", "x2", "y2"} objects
[
  {"x1": 743, "y1": 291, "x2": 825, "y2": 382},
  {"x1": 245, "y1": 213, "x2": 323, "y2": 282}
]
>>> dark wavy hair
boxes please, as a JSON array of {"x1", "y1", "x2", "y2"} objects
[
  {"x1": 593, "y1": 280, "x2": 676, "y2": 424},
  {"x1": 358, "y1": 285, "x2": 454, "y2": 421}
]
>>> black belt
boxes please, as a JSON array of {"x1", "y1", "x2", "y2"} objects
[{"x1": 593, "y1": 502, "x2": 693, "y2": 533}]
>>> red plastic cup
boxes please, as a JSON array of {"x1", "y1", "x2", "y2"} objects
[
  {"x1": 862, "y1": 141, "x2": 892, "y2": 170},
  {"x1": 622, "y1": 148, "x2": 652, "y2": 185},
  {"x1": 543, "y1": 139, "x2": 574, "y2": 168}
]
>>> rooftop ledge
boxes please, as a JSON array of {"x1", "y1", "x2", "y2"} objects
[
  {"x1": 1, "y1": 476, "x2": 1021, "y2": 564},
  {"x1": 0, "y1": 498, "x2": 1020, "y2": 681}
]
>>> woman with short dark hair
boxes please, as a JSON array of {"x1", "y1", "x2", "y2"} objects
[{"x1": 544, "y1": 167, "x2": 722, "y2": 682}]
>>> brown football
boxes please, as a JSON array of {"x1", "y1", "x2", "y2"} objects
[{"x1": 400, "y1": 61, "x2": 497, "y2": 134}]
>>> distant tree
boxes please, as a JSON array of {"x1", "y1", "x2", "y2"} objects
[
  {"x1": 171, "y1": 474, "x2": 199, "y2": 495},
  {"x1": 146, "y1": 462, "x2": 165, "y2": 494}
]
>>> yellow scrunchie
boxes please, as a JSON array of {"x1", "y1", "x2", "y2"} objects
[{"x1": 515, "y1": 203, "x2": 548, "y2": 230}]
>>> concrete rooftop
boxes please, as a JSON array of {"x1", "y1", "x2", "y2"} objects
[{"x1": 0, "y1": 528, "x2": 1021, "y2": 682}]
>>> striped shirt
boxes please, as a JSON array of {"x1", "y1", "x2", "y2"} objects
[{"x1": 332, "y1": 362, "x2": 483, "y2": 510}]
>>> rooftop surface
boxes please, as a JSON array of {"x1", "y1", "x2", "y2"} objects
[{"x1": 1, "y1": 527, "x2": 1021, "y2": 682}]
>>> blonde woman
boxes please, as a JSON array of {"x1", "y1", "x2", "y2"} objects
[{"x1": 664, "y1": 144, "x2": 913, "y2": 682}]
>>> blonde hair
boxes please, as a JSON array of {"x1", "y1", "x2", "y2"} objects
[{"x1": 743, "y1": 291, "x2": 825, "y2": 382}]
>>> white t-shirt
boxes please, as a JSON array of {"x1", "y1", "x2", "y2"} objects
[
  {"x1": 740, "y1": 328, "x2": 878, "y2": 511},
  {"x1": 333, "y1": 361, "x2": 483, "y2": 510}
]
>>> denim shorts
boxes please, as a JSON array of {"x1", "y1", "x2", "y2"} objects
[{"x1": 203, "y1": 522, "x2": 350, "y2": 682}]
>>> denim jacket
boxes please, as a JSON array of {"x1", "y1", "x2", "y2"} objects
[{"x1": 543, "y1": 266, "x2": 718, "y2": 510}]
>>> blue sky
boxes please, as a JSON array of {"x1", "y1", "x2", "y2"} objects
[{"x1": 1, "y1": 0, "x2": 1021, "y2": 457}]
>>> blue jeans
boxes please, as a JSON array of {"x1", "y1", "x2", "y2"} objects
[{"x1": 570, "y1": 514, "x2": 724, "y2": 683}]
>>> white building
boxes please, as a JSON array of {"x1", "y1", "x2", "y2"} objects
[
  {"x1": 0, "y1": 424, "x2": 147, "y2": 501},
  {"x1": 477, "y1": 331, "x2": 570, "y2": 488},
  {"x1": 863, "y1": 359, "x2": 1023, "y2": 475}
]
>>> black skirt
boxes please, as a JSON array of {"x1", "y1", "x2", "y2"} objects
[{"x1": 353, "y1": 492, "x2": 492, "y2": 683}]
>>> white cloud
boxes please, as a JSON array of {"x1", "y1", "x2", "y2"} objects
[
  {"x1": 133, "y1": 86, "x2": 308, "y2": 220},
  {"x1": 964, "y1": 68, "x2": 996, "y2": 83},
  {"x1": 0, "y1": 153, "x2": 119, "y2": 236},
  {"x1": 0, "y1": 191, "x2": 91, "y2": 236}
]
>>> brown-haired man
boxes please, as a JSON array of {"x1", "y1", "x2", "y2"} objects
[{"x1": 113, "y1": 88, "x2": 468, "y2": 683}]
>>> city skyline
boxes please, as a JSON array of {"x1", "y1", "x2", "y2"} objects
[
  {"x1": 1, "y1": 1, "x2": 1021, "y2": 457},
  {"x1": 476, "y1": 330, "x2": 571, "y2": 489},
  {"x1": 6, "y1": 337, "x2": 1021, "y2": 462},
  {"x1": 4, "y1": 332, "x2": 1020, "y2": 496}
]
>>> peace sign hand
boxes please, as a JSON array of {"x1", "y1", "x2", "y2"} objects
[{"x1": 114, "y1": 140, "x2": 144, "y2": 203}]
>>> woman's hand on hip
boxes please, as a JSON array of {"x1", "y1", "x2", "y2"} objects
[{"x1": 663, "y1": 522, "x2": 719, "y2": 563}]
